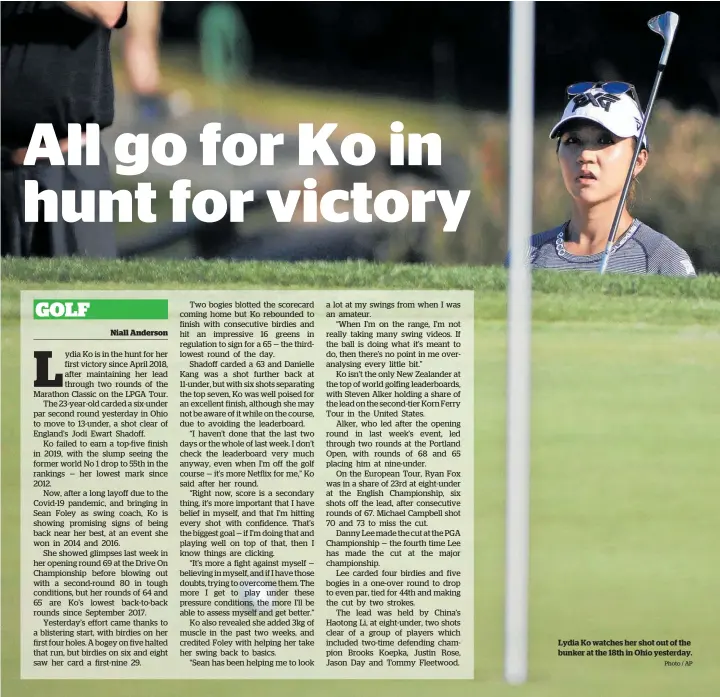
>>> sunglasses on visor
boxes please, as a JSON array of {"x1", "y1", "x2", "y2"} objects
[{"x1": 566, "y1": 81, "x2": 641, "y2": 107}]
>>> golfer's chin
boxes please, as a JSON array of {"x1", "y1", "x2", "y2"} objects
[{"x1": 568, "y1": 183, "x2": 612, "y2": 206}]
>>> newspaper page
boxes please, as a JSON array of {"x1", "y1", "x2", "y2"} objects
[{"x1": 20, "y1": 290, "x2": 474, "y2": 680}]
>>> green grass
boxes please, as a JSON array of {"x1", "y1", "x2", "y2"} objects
[
  {"x1": 3, "y1": 259, "x2": 720, "y2": 696},
  {"x1": 4, "y1": 259, "x2": 720, "y2": 325}
]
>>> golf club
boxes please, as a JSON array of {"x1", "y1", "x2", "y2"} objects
[{"x1": 598, "y1": 11, "x2": 679, "y2": 274}]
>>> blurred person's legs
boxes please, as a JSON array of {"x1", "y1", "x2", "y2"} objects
[
  {"x1": 123, "y1": 1, "x2": 168, "y2": 121},
  {"x1": 1, "y1": 147, "x2": 117, "y2": 258}
]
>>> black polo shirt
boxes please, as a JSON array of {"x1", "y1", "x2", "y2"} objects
[{"x1": 1, "y1": 1, "x2": 127, "y2": 150}]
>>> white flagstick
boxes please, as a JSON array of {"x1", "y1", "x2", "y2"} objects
[{"x1": 505, "y1": 0, "x2": 534, "y2": 685}]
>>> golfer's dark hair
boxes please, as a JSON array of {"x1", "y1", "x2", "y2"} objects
[{"x1": 627, "y1": 136, "x2": 644, "y2": 210}]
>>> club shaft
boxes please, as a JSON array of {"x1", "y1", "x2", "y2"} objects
[{"x1": 599, "y1": 65, "x2": 667, "y2": 274}]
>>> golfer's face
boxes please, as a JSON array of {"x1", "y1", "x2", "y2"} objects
[{"x1": 557, "y1": 124, "x2": 634, "y2": 205}]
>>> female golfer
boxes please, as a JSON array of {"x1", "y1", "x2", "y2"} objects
[{"x1": 527, "y1": 83, "x2": 696, "y2": 276}]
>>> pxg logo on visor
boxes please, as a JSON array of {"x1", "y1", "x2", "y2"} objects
[{"x1": 571, "y1": 92, "x2": 621, "y2": 114}]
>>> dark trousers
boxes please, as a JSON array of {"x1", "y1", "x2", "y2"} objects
[{"x1": 1, "y1": 147, "x2": 117, "y2": 258}]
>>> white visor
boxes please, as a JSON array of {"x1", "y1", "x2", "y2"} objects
[{"x1": 549, "y1": 88, "x2": 648, "y2": 149}]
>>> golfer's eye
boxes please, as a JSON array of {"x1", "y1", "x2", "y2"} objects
[
  {"x1": 598, "y1": 134, "x2": 614, "y2": 145},
  {"x1": 564, "y1": 136, "x2": 579, "y2": 145}
]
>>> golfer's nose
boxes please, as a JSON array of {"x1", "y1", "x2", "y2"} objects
[{"x1": 577, "y1": 149, "x2": 597, "y2": 164}]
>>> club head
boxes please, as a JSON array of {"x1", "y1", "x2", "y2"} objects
[{"x1": 648, "y1": 12, "x2": 679, "y2": 65}]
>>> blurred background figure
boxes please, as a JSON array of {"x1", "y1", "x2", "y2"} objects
[
  {"x1": 2, "y1": 0, "x2": 127, "y2": 258},
  {"x1": 122, "y1": 0, "x2": 169, "y2": 122}
]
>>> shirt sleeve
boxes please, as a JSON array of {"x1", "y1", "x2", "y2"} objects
[{"x1": 656, "y1": 241, "x2": 698, "y2": 277}]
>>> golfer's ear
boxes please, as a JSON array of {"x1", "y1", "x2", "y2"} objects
[{"x1": 634, "y1": 147, "x2": 649, "y2": 177}]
